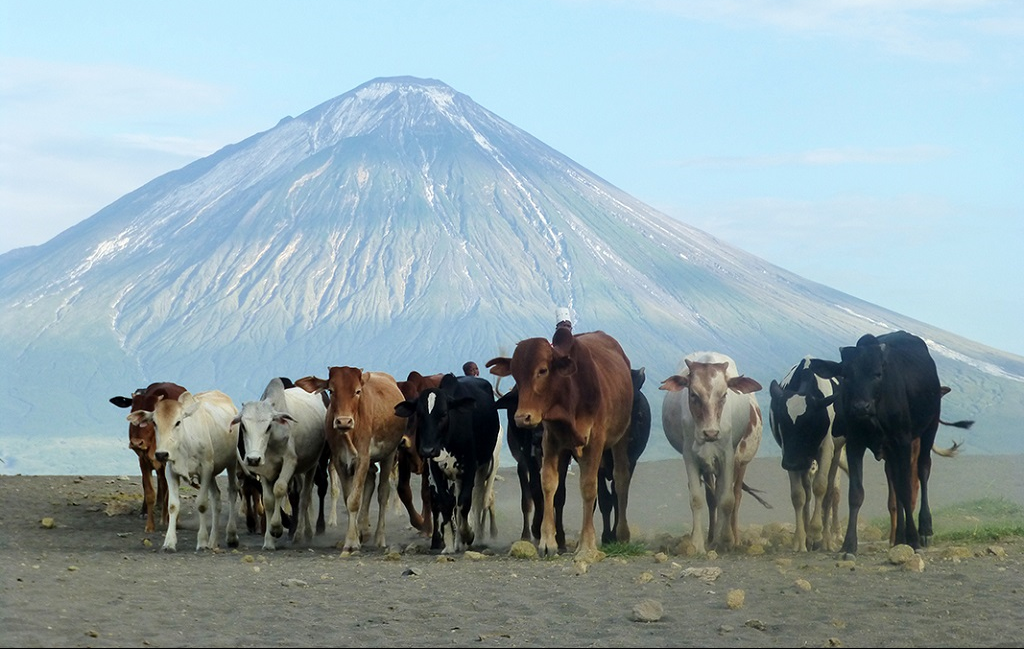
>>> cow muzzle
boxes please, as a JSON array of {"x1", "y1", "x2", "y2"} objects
[
  {"x1": 699, "y1": 429, "x2": 720, "y2": 443},
  {"x1": 514, "y1": 411, "x2": 539, "y2": 428},
  {"x1": 245, "y1": 455, "x2": 262, "y2": 468},
  {"x1": 154, "y1": 451, "x2": 169, "y2": 463},
  {"x1": 333, "y1": 416, "x2": 355, "y2": 431}
]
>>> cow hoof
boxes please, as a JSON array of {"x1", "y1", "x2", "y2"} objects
[
  {"x1": 227, "y1": 535, "x2": 239, "y2": 548},
  {"x1": 841, "y1": 552, "x2": 857, "y2": 561},
  {"x1": 271, "y1": 524, "x2": 284, "y2": 539},
  {"x1": 162, "y1": 545, "x2": 177, "y2": 553}
]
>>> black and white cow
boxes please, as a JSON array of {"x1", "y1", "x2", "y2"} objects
[
  {"x1": 394, "y1": 373, "x2": 500, "y2": 553},
  {"x1": 816, "y1": 331, "x2": 974, "y2": 557},
  {"x1": 769, "y1": 357, "x2": 845, "y2": 552}
]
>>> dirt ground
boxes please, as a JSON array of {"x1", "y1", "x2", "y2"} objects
[{"x1": 1, "y1": 455, "x2": 1022, "y2": 648}]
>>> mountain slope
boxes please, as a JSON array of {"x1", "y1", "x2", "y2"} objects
[{"x1": 2, "y1": 76, "x2": 1022, "y2": 475}]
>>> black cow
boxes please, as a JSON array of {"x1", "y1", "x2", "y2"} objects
[
  {"x1": 394, "y1": 373, "x2": 500, "y2": 553},
  {"x1": 768, "y1": 357, "x2": 844, "y2": 552},
  {"x1": 496, "y1": 386, "x2": 570, "y2": 551},
  {"x1": 597, "y1": 367, "x2": 651, "y2": 544},
  {"x1": 498, "y1": 367, "x2": 650, "y2": 550},
  {"x1": 817, "y1": 331, "x2": 973, "y2": 557}
]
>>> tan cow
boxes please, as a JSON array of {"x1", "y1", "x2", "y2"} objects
[
  {"x1": 487, "y1": 327, "x2": 634, "y2": 561},
  {"x1": 296, "y1": 368, "x2": 405, "y2": 553},
  {"x1": 660, "y1": 352, "x2": 763, "y2": 554}
]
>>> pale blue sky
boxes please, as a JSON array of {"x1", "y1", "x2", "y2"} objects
[{"x1": 1, "y1": 1, "x2": 1021, "y2": 355}]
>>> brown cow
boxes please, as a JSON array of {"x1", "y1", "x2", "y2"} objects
[
  {"x1": 296, "y1": 368, "x2": 406, "y2": 552},
  {"x1": 109, "y1": 382, "x2": 186, "y2": 532},
  {"x1": 487, "y1": 327, "x2": 634, "y2": 561}
]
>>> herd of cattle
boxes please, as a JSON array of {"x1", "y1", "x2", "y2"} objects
[{"x1": 109, "y1": 325, "x2": 973, "y2": 561}]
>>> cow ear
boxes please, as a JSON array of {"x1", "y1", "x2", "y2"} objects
[
  {"x1": 812, "y1": 360, "x2": 843, "y2": 379},
  {"x1": 819, "y1": 394, "x2": 836, "y2": 410},
  {"x1": 631, "y1": 367, "x2": 646, "y2": 391},
  {"x1": 486, "y1": 357, "x2": 512, "y2": 377},
  {"x1": 659, "y1": 375, "x2": 689, "y2": 392},
  {"x1": 440, "y1": 373, "x2": 459, "y2": 391},
  {"x1": 728, "y1": 375, "x2": 762, "y2": 394},
  {"x1": 552, "y1": 326, "x2": 574, "y2": 354},
  {"x1": 110, "y1": 396, "x2": 133, "y2": 409},
  {"x1": 127, "y1": 411, "x2": 151, "y2": 426},
  {"x1": 179, "y1": 391, "x2": 201, "y2": 417},
  {"x1": 552, "y1": 356, "x2": 577, "y2": 377},
  {"x1": 231, "y1": 414, "x2": 242, "y2": 426},
  {"x1": 394, "y1": 401, "x2": 416, "y2": 419},
  {"x1": 769, "y1": 380, "x2": 784, "y2": 401},
  {"x1": 295, "y1": 376, "x2": 327, "y2": 394},
  {"x1": 272, "y1": 413, "x2": 295, "y2": 426}
]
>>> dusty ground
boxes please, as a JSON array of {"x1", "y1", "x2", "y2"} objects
[{"x1": 1, "y1": 455, "x2": 1022, "y2": 648}]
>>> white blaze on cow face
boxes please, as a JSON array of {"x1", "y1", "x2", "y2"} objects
[{"x1": 237, "y1": 400, "x2": 275, "y2": 467}]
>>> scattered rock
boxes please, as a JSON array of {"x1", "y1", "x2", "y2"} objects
[
  {"x1": 988, "y1": 545, "x2": 1007, "y2": 558},
  {"x1": 653, "y1": 552, "x2": 669, "y2": 563},
  {"x1": 383, "y1": 551, "x2": 402, "y2": 561},
  {"x1": 509, "y1": 540, "x2": 538, "y2": 559},
  {"x1": 726, "y1": 589, "x2": 745, "y2": 610},
  {"x1": 435, "y1": 555, "x2": 454, "y2": 563},
  {"x1": 681, "y1": 566, "x2": 722, "y2": 583},
  {"x1": 632, "y1": 599, "x2": 663, "y2": 622},
  {"x1": 824, "y1": 637, "x2": 843, "y2": 647},
  {"x1": 464, "y1": 551, "x2": 486, "y2": 561},
  {"x1": 902, "y1": 554, "x2": 925, "y2": 572},
  {"x1": 281, "y1": 578, "x2": 308, "y2": 587},
  {"x1": 794, "y1": 578, "x2": 812, "y2": 592},
  {"x1": 401, "y1": 567, "x2": 422, "y2": 577},
  {"x1": 942, "y1": 546, "x2": 972, "y2": 560},
  {"x1": 887, "y1": 544, "x2": 916, "y2": 565},
  {"x1": 573, "y1": 560, "x2": 589, "y2": 575},
  {"x1": 744, "y1": 618, "x2": 765, "y2": 630},
  {"x1": 636, "y1": 571, "x2": 654, "y2": 584},
  {"x1": 40, "y1": 517, "x2": 55, "y2": 529}
]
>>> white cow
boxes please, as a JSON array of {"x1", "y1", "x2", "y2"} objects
[
  {"x1": 234, "y1": 377, "x2": 328, "y2": 550},
  {"x1": 127, "y1": 390, "x2": 240, "y2": 552},
  {"x1": 660, "y1": 352, "x2": 763, "y2": 554}
]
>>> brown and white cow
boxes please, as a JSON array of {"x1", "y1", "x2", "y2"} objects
[
  {"x1": 126, "y1": 390, "x2": 241, "y2": 552},
  {"x1": 109, "y1": 382, "x2": 187, "y2": 532},
  {"x1": 660, "y1": 352, "x2": 763, "y2": 554},
  {"x1": 487, "y1": 327, "x2": 634, "y2": 561},
  {"x1": 296, "y1": 367, "x2": 405, "y2": 553}
]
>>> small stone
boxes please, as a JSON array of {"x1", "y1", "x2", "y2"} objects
[
  {"x1": 464, "y1": 551, "x2": 486, "y2": 561},
  {"x1": 632, "y1": 599, "x2": 663, "y2": 622},
  {"x1": 987, "y1": 545, "x2": 1007, "y2": 558},
  {"x1": 40, "y1": 517, "x2": 55, "y2": 529},
  {"x1": 794, "y1": 578, "x2": 812, "y2": 592},
  {"x1": 902, "y1": 554, "x2": 925, "y2": 572},
  {"x1": 281, "y1": 578, "x2": 308, "y2": 587},
  {"x1": 636, "y1": 571, "x2": 654, "y2": 584},
  {"x1": 653, "y1": 552, "x2": 669, "y2": 563},
  {"x1": 242, "y1": 555, "x2": 255, "y2": 563}
]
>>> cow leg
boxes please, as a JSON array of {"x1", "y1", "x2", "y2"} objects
[
  {"x1": 841, "y1": 443, "x2": 867, "y2": 558},
  {"x1": 555, "y1": 453, "x2": 569, "y2": 552},
  {"x1": 206, "y1": 477, "x2": 223, "y2": 551},
  {"x1": 359, "y1": 464, "x2": 377, "y2": 542},
  {"x1": 610, "y1": 440, "x2": 632, "y2": 544},
  {"x1": 314, "y1": 445, "x2": 329, "y2": 534},
  {"x1": 516, "y1": 460, "x2": 532, "y2": 541},
  {"x1": 338, "y1": 456, "x2": 365, "y2": 553},
  {"x1": 297, "y1": 469, "x2": 316, "y2": 543},
  {"x1": 538, "y1": 431, "x2": 564, "y2": 557},
  {"x1": 891, "y1": 442, "x2": 920, "y2": 549},
  {"x1": 917, "y1": 439, "x2": 935, "y2": 547},
  {"x1": 574, "y1": 441, "x2": 603, "y2": 561},
  {"x1": 596, "y1": 453, "x2": 615, "y2": 545},
  {"x1": 261, "y1": 476, "x2": 279, "y2": 551},
  {"x1": 194, "y1": 470, "x2": 215, "y2": 551},
  {"x1": 157, "y1": 464, "x2": 170, "y2": 530},
  {"x1": 724, "y1": 458, "x2": 745, "y2": 551},
  {"x1": 683, "y1": 452, "x2": 709, "y2": 555},
  {"x1": 789, "y1": 470, "x2": 810, "y2": 552},
  {"x1": 163, "y1": 467, "x2": 181, "y2": 552},
  {"x1": 139, "y1": 457, "x2": 157, "y2": 532},
  {"x1": 529, "y1": 454, "x2": 544, "y2": 542},
  {"x1": 396, "y1": 451, "x2": 426, "y2": 533},
  {"x1": 373, "y1": 454, "x2": 395, "y2": 549},
  {"x1": 809, "y1": 456, "x2": 829, "y2": 550}
]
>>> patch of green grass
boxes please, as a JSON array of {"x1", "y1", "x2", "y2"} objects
[
  {"x1": 871, "y1": 497, "x2": 1024, "y2": 543},
  {"x1": 601, "y1": 540, "x2": 648, "y2": 557}
]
